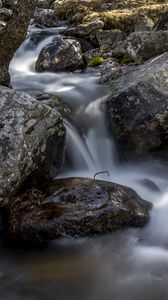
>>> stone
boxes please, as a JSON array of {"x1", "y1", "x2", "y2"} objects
[
  {"x1": 64, "y1": 20, "x2": 104, "y2": 38},
  {"x1": 1, "y1": 0, "x2": 14, "y2": 8},
  {"x1": 35, "y1": 36, "x2": 85, "y2": 72},
  {"x1": 104, "y1": 52, "x2": 168, "y2": 160},
  {"x1": 0, "y1": 86, "x2": 65, "y2": 206},
  {"x1": 126, "y1": 30, "x2": 168, "y2": 63},
  {"x1": 5, "y1": 178, "x2": 152, "y2": 241},
  {"x1": 97, "y1": 29, "x2": 126, "y2": 51},
  {"x1": 34, "y1": 8, "x2": 58, "y2": 27}
]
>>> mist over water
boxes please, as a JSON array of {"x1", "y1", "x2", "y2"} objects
[{"x1": 3, "y1": 25, "x2": 168, "y2": 300}]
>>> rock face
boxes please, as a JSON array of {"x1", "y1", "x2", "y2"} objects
[
  {"x1": 34, "y1": 8, "x2": 58, "y2": 27},
  {"x1": 6, "y1": 178, "x2": 152, "y2": 241},
  {"x1": 126, "y1": 30, "x2": 168, "y2": 63},
  {"x1": 0, "y1": 86, "x2": 65, "y2": 206},
  {"x1": 35, "y1": 36, "x2": 84, "y2": 72},
  {"x1": 97, "y1": 29, "x2": 126, "y2": 51},
  {"x1": 104, "y1": 52, "x2": 168, "y2": 159},
  {"x1": 0, "y1": 7, "x2": 11, "y2": 21}
]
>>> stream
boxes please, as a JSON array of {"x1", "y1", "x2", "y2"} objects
[{"x1": 1, "y1": 24, "x2": 168, "y2": 300}]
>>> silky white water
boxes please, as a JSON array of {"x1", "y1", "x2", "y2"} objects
[{"x1": 2, "y1": 25, "x2": 168, "y2": 300}]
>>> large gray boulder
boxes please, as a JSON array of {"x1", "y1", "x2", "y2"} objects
[
  {"x1": 35, "y1": 36, "x2": 84, "y2": 72},
  {"x1": 126, "y1": 30, "x2": 168, "y2": 63},
  {"x1": 0, "y1": 86, "x2": 65, "y2": 206},
  {"x1": 97, "y1": 29, "x2": 126, "y2": 51},
  {"x1": 104, "y1": 53, "x2": 168, "y2": 160},
  {"x1": 6, "y1": 178, "x2": 152, "y2": 241}
]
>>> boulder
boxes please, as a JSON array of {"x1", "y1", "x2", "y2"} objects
[
  {"x1": 0, "y1": 86, "x2": 65, "y2": 206},
  {"x1": 97, "y1": 29, "x2": 126, "y2": 51},
  {"x1": 35, "y1": 36, "x2": 85, "y2": 72},
  {"x1": 5, "y1": 178, "x2": 152, "y2": 241},
  {"x1": 153, "y1": 10, "x2": 168, "y2": 31},
  {"x1": 34, "y1": 8, "x2": 58, "y2": 27},
  {"x1": 64, "y1": 20, "x2": 104, "y2": 38},
  {"x1": 126, "y1": 30, "x2": 168, "y2": 63},
  {"x1": 104, "y1": 52, "x2": 168, "y2": 160}
]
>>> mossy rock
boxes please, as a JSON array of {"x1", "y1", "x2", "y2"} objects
[
  {"x1": 120, "y1": 54, "x2": 134, "y2": 64},
  {"x1": 87, "y1": 56, "x2": 104, "y2": 67}
]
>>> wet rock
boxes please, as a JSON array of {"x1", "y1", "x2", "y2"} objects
[
  {"x1": 0, "y1": 20, "x2": 6, "y2": 30},
  {"x1": 35, "y1": 36, "x2": 85, "y2": 72},
  {"x1": 0, "y1": 8, "x2": 11, "y2": 21},
  {"x1": 137, "y1": 179, "x2": 161, "y2": 193},
  {"x1": 36, "y1": 93, "x2": 72, "y2": 119},
  {"x1": 6, "y1": 178, "x2": 152, "y2": 241},
  {"x1": 104, "y1": 52, "x2": 168, "y2": 160},
  {"x1": 97, "y1": 29, "x2": 126, "y2": 51},
  {"x1": 0, "y1": 86, "x2": 65, "y2": 206},
  {"x1": 34, "y1": 8, "x2": 58, "y2": 27},
  {"x1": 64, "y1": 20, "x2": 104, "y2": 38},
  {"x1": 126, "y1": 30, "x2": 168, "y2": 63},
  {"x1": 153, "y1": 10, "x2": 168, "y2": 31}
]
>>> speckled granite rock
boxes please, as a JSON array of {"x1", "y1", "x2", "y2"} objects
[
  {"x1": 0, "y1": 86, "x2": 65, "y2": 206},
  {"x1": 104, "y1": 52, "x2": 168, "y2": 160}
]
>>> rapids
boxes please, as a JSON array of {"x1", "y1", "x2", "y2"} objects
[{"x1": 1, "y1": 24, "x2": 168, "y2": 300}]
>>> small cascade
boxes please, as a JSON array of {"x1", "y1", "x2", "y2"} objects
[{"x1": 64, "y1": 119, "x2": 95, "y2": 172}]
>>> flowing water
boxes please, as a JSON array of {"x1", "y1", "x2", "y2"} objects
[{"x1": 1, "y1": 25, "x2": 168, "y2": 300}]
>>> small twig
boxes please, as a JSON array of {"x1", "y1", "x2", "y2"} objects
[{"x1": 94, "y1": 171, "x2": 110, "y2": 179}]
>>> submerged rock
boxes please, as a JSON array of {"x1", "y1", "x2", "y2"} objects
[
  {"x1": 6, "y1": 178, "x2": 152, "y2": 242},
  {"x1": 0, "y1": 86, "x2": 65, "y2": 206},
  {"x1": 104, "y1": 52, "x2": 168, "y2": 160},
  {"x1": 35, "y1": 36, "x2": 84, "y2": 72}
]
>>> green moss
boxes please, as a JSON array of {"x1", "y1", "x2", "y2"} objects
[{"x1": 87, "y1": 56, "x2": 104, "y2": 67}]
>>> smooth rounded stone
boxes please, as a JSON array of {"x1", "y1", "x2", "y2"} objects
[
  {"x1": 0, "y1": 7, "x2": 11, "y2": 21},
  {"x1": 153, "y1": 10, "x2": 168, "y2": 31},
  {"x1": 126, "y1": 30, "x2": 168, "y2": 63},
  {"x1": 35, "y1": 36, "x2": 85, "y2": 72},
  {"x1": 6, "y1": 178, "x2": 152, "y2": 241},
  {"x1": 64, "y1": 20, "x2": 104, "y2": 38},
  {"x1": 104, "y1": 52, "x2": 168, "y2": 160},
  {"x1": 112, "y1": 40, "x2": 127, "y2": 58},
  {"x1": 0, "y1": 85, "x2": 65, "y2": 206},
  {"x1": 34, "y1": 8, "x2": 58, "y2": 27},
  {"x1": 97, "y1": 29, "x2": 126, "y2": 51}
]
